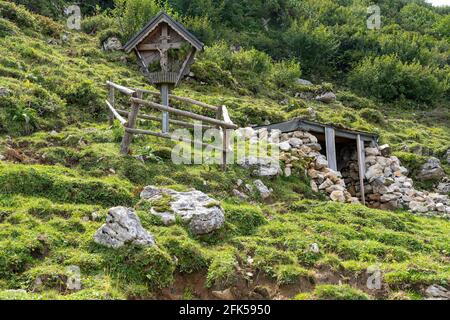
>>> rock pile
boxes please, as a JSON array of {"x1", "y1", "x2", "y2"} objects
[
  {"x1": 237, "y1": 127, "x2": 358, "y2": 204},
  {"x1": 343, "y1": 145, "x2": 450, "y2": 218},
  {"x1": 94, "y1": 207, "x2": 155, "y2": 248},
  {"x1": 236, "y1": 127, "x2": 449, "y2": 217},
  {"x1": 140, "y1": 186, "x2": 225, "y2": 235}
]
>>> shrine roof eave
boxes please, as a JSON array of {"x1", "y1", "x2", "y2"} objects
[{"x1": 123, "y1": 11, "x2": 204, "y2": 53}]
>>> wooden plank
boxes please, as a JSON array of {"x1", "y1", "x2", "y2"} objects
[
  {"x1": 124, "y1": 127, "x2": 224, "y2": 152},
  {"x1": 106, "y1": 81, "x2": 135, "y2": 96},
  {"x1": 106, "y1": 100, "x2": 127, "y2": 125},
  {"x1": 134, "y1": 88, "x2": 218, "y2": 111},
  {"x1": 116, "y1": 109, "x2": 213, "y2": 129},
  {"x1": 137, "y1": 42, "x2": 184, "y2": 51},
  {"x1": 356, "y1": 134, "x2": 366, "y2": 205},
  {"x1": 325, "y1": 127, "x2": 337, "y2": 171},
  {"x1": 176, "y1": 49, "x2": 194, "y2": 86},
  {"x1": 120, "y1": 92, "x2": 140, "y2": 154},
  {"x1": 108, "y1": 87, "x2": 115, "y2": 125},
  {"x1": 130, "y1": 97, "x2": 238, "y2": 129},
  {"x1": 161, "y1": 84, "x2": 170, "y2": 133}
]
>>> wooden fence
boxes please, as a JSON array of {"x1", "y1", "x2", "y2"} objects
[{"x1": 105, "y1": 81, "x2": 238, "y2": 169}]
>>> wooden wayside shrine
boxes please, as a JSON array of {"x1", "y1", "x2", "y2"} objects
[{"x1": 123, "y1": 12, "x2": 204, "y2": 134}]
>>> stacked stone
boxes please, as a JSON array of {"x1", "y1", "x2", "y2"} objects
[
  {"x1": 238, "y1": 127, "x2": 358, "y2": 204},
  {"x1": 347, "y1": 145, "x2": 450, "y2": 218}
]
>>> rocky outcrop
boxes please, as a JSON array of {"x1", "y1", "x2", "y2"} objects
[
  {"x1": 425, "y1": 285, "x2": 450, "y2": 300},
  {"x1": 417, "y1": 157, "x2": 445, "y2": 181},
  {"x1": 342, "y1": 145, "x2": 450, "y2": 218},
  {"x1": 315, "y1": 92, "x2": 336, "y2": 104},
  {"x1": 140, "y1": 186, "x2": 225, "y2": 235},
  {"x1": 94, "y1": 207, "x2": 155, "y2": 248},
  {"x1": 297, "y1": 79, "x2": 313, "y2": 86},
  {"x1": 253, "y1": 180, "x2": 272, "y2": 199},
  {"x1": 103, "y1": 37, "x2": 122, "y2": 51}
]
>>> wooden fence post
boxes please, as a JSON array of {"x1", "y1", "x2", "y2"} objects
[
  {"x1": 108, "y1": 85, "x2": 115, "y2": 125},
  {"x1": 120, "y1": 91, "x2": 141, "y2": 155},
  {"x1": 222, "y1": 126, "x2": 227, "y2": 171}
]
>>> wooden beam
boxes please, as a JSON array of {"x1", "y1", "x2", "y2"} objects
[
  {"x1": 108, "y1": 87, "x2": 115, "y2": 125},
  {"x1": 325, "y1": 127, "x2": 337, "y2": 171},
  {"x1": 134, "y1": 88, "x2": 218, "y2": 111},
  {"x1": 124, "y1": 127, "x2": 224, "y2": 152},
  {"x1": 137, "y1": 42, "x2": 184, "y2": 51},
  {"x1": 106, "y1": 100, "x2": 126, "y2": 125},
  {"x1": 106, "y1": 81, "x2": 135, "y2": 96},
  {"x1": 130, "y1": 97, "x2": 238, "y2": 129},
  {"x1": 356, "y1": 134, "x2": 366, "y2": 205},
  {"x1": 116, "y1": 109, "x2": 213, "y2": 129},
  {"x1": 176, "y1": 48, "x2": 194, "y2": 86},
  {"x1": 120, "y1": 92, "x2": 140, "y2": 154}
]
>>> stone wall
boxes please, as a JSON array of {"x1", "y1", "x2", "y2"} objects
[
  {"x1": 238, "y1": 127, "x2": 450, "y2": 218},
  {"x1": 341, "y1": 145, "x2": 450, "y2": 218},
  {"x1": 238, "y1": 127, "x2": 359, "y2": 204}
]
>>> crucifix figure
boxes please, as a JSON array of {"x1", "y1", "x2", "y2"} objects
[{"x1": 137, "y1": 23, "x2": 185, "y2": 73}]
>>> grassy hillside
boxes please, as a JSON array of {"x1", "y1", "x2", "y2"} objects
[{"x1": 0, "y1": 1, "x2": 449, "y2": 300}]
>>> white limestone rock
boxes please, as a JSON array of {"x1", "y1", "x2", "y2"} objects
[
  {"x1": 140, "y1": 186, "x2": 225, "y2": 235},
  {"x1": 94, "y1": 207, "x2": 155, "y2": 248}
]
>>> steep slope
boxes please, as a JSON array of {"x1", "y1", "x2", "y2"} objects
[{"x1": 0, "y1": 2, "x2": 449, "y2": 300}]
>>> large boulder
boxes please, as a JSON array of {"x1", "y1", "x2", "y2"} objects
[
  {"x1": 140, "y1": 186, "x2": 225, "y2": 235},
  {"x1": 94, "y1": 207, "x2": 155, "y2": 248},
  {"x1": 297, "y1": 79, "x2": 313, "y2": 86},
  {"x1": 103, "y1": 37, "x2": 122, "y2": 51},
  {"x1": 425, "y1": 285, "x2": 450, "y2": 300},
  {"x1": 417, "y1": 157, "x2": 445, "y2": 181},
  {"x1": 253, "y1": 179, "x2": 272, "y2": 199},
  {"x1": 315, "y1": 92, "x2": 336, "y2": 104}
]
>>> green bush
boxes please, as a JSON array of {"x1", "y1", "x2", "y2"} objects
[
  {"x1": 348, "y1": 55, "x2": 445, "y2": 103},
  {"x1": 81, "y1": 14, "x2": 116, "y2": 35},
  {"x1": 359, "y1": 108, "x2": 384, "y2": 124},
  {"x1": 0, "y1": 1, "x2": 36, "y2": 29}
]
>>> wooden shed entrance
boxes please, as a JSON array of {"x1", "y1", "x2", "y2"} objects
[{"x1": 258, "y1": 118, "x2": 379, "y2": 204}]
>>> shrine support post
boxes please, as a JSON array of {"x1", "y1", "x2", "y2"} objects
[{"x1": 161, "y1": 84, "x2": 169, "y2": 133}]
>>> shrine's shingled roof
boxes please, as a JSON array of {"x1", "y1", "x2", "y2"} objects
[{"x1": 123, "y1": 11, "x2": 204, "y2": 53}]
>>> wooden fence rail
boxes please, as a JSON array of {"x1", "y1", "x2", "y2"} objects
[{"x1": 105, "y1": 81, "x2": 236, "y2": 169}]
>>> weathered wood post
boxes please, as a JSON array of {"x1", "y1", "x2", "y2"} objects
[
  {"x1": 161, "y1": 84, "x2": 170, "y2": 133},
  {"x1": 356, "y1": 134, "x2": 366, "y2": 205},
  {"x1": 108, "y1": 85, "x2": 115, "y2": 125},
  {"x1": 120, "y1": 91, "x2": 141, "y2": 154},
  {"x1": 222, "y1": 126, "x2": 227, "y2": 171}
]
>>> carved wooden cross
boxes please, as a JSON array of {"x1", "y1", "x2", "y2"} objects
[{"x1": 137, "y1": 24, "x2": 185, "y2": 72}]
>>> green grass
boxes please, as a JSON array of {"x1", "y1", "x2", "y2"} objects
[{"x1": 0, "y1": 3, "x2": 449, "y2": 300}]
